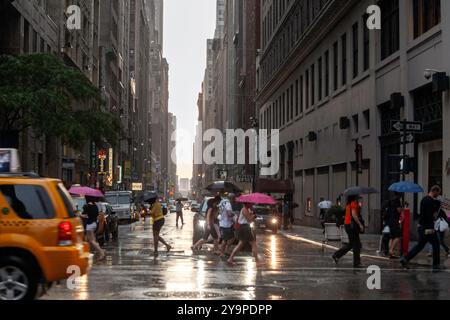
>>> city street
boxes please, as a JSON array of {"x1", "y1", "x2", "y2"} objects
[{"x1": 44, "y1": 210, "x2": 450, "y2": 300}]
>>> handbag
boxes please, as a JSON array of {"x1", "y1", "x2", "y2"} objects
[
  {"x1": 437, "y1": 218, "x2": 449, "y2": 232},
  {"x1": 382, "y1": 225, "x2": 390, "y2": 234}
]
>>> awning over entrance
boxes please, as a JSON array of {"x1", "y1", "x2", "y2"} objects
[{"x1": 256, "y1": 179, "x2": 294, "y2": 194}]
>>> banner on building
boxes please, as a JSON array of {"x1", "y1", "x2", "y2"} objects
[{"x1": 124, "y1": 160, "x2": 132, "y2": 179}]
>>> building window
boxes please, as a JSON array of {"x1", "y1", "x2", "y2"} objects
[
  {"x1": 318, "y1": 57, "x2": 323, "y2": 101},
  {"x1": 380, "y1": 0, "x2": 399, "y2": 60},
  {"x1": 333, "y1": 42, "x2": 338, "y2": 91},
  {"x1": 311, "y1": 64, "x2": 315, "y2": 106},
  {"x1": 300, "y1": 76, "x2": 304, "y2": 113},
  {"x1": 352, "y1": 22, "x2": 359, "y2": 79},
  {"x1": 413, "y1": 0, "x2": 441, "y2": 38},
  {"x1": 324, "y1": 51, "x2": 329, "y2": 97},
  {"x1": 282, "y1": 92, "x2": 286, "y2": 125},
  {"x1": 352, "y1": 114, "x2": 359, "y2": 134},
  {"x1": 363, "y1": 14, "x2": 370, "y2": 71},
  {"x1": 305, "y1": 69, "x2": 309, "y2": 109},
  {"x1": 341, "y1": 33, "x2": 347, "y2": 86},
  {"x1": 363, "y1": 109, "x2": 370, "y2": 130},
  {"x1": 295, "y1": 79, "x2": 299, "y2": 116},
  {"x1": 286, "y1": 87, "x2": 290, "y2": 122},
  {"x1": 290, "y1": 84, "x2": 294, "y2": 120}
]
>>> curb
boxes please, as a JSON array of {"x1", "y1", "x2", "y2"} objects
[{"x1": 279, "y1": 230, "x2": 390, "y2": 262}]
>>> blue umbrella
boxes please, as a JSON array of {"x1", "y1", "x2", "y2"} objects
[{"x1": 388, "y1": 181, "x2": 424, "y2": 193}]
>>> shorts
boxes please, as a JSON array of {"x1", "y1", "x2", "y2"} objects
[
  {"x1": 237, "y1": 224, "x2": 255, "y2": 242},
  {"x1": 153, "y1": 218, "x2": 165, "y2": 232},
  {"x1": 220, "y1": 227, "x2": 235, "y2": 241},
  {"x1": 86, "y1": 222, "x2": 97, "y2": 232},
  {"x1": 203, "y1": 224, "x2": 219, "y2": 241}
]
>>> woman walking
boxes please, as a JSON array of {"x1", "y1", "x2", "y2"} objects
[
  {"x1": 227, "y1": 202, "x2": 263, "y2": 267},
  {"x1": 192, "y1": 196, "x2": 221, "y2": 254},
  {"x1": 387, "y1": 193, "x2": 403, "y2": 259},
  {"x1": 82, "y1": 197, "x2": 106, "y2": 262},
  {"x1": 332, "y1": 195, "x2": 364, "y2": 268},
  {"x1": 150, "y1": 198, "x2": 172, "y2": 257}
]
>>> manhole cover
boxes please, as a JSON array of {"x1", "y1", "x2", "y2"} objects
[{"x1": 143, "y1": 291, "x2": 225, "y2": 299}]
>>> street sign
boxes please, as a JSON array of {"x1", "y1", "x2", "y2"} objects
[
  {"x1": 391, "y1": 120, "x2": 423, "y2": 133},
  {"x1": 132, "y1": 183, "x2": 143, "y2": 191}
]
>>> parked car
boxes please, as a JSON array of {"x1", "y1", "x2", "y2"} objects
[
  {"x1": 96, "y1": 202, "x2": 119, "y2": 246},
  {"x1": 0, "y1": 172, "x2": 92, "y2": 300},
  {"x1": 252, "y1": 205, "x2": 280, "y2": 233},
  {"x1": 190, "y1": 201, "x2": 200, "y2": 212}
]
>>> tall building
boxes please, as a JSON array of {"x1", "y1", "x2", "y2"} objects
[
  {"x1": 168, "y1": 113, "x2": 178, "y2": 196},
  {"x1": 256, "y1": 0, "x2": 450, "y2": 233},
  {"x1": 0, "y1": 0, "x2": 101, "y2": 185}
]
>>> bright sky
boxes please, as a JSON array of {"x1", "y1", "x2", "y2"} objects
[{"x1": 164, "y1": 0, "x2": 216, "y2": 180}]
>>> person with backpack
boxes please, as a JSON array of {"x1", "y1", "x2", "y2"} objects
[
  {"x1": 332, "y1": 195, "x2": 364, "y2": 268},
  {"x1": 150, "y1": 198, "x2": 172, "y2": 257}
]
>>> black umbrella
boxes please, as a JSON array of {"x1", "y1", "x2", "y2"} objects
[
  {"x1": 205, "y1": 181, "x2": 242, "y2": 193},
  {"x1": 176, "y1": 197, "x2": 189, "y2": 202},
  {"x1": 344, "y1": 186, "x2": 378, "y2": 197},
  {"x1": 142, "y1": 191, "x2": 158, "y2": 203}
]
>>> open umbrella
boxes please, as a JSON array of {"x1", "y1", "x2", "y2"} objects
[
  {"x1": 205, "y1": 181, "x2": 242, "y2": 193},
  {"x1": 176, "y1": 197, "x2": 189, "y2": 202},
  {"x1": 389, "y1": 181, "x2": 424, "y2": 193},
  {"x1": 236, "y1": 193, "x2": 276, "y2": 205},
  {"x1": 344, "y1": 186, "x2": 378, "y2": 197},
  {"x1": 69, "y1": 186, "x2": 104, "y2": 198},
  {"x1": 142, "y1": 191, "x2": 158, "y2": 203},
  {"x1": 318, "y1": 200, "x2": 333, "y2": 209}
]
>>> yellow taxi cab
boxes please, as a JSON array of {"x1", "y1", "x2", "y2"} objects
[{"x1": 0, "y1": 172, "x2": 92, "y2": 300}]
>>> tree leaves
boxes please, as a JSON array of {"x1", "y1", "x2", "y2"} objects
[{"x1": 0, "y1": 53, "x2": 121, "y2": 149}]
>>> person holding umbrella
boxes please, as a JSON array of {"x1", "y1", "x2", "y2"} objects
[{"x1": 226, "y1": 193, "x2": 274, "y2": 267}]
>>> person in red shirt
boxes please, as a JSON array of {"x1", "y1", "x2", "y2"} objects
[{"x1": 332, "y1": 195, "x2": 364, "y2": 268}]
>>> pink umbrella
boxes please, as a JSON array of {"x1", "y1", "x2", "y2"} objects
[
  {"x1": 68, "y1": 186, "x2": 104, "y2": 198},
  {"x1": 236, "y1": 193, "x2": 276, "y2": 205}
]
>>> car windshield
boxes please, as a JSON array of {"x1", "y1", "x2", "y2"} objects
[
  {"x1": 254, "y1": 205, "x2": 272, "y2": 215},
  {"x1": 105, "y1": 195, "x2": 117, "y2": 205},
  {"x1": 118, "y1": 195, "x2": 130, "y2": 204}
]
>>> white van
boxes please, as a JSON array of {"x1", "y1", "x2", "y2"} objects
[{"x1": 0, "y1": 149, "x2": 21, "y2": 173}]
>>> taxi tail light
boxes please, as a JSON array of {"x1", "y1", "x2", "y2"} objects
[{"x1": 58, "y1": 221, "x2": 73, "y2": 246}]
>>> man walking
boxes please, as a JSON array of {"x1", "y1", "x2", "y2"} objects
[
  {"x1": 219, "y1": 194, "x2": 236, "y2": 258},
  {"x1": 401, "y1": 185, "x2": 442, "y2": 270},
  {"x1": 175, "y1": 199, "x2": 184, "y2": 228}
]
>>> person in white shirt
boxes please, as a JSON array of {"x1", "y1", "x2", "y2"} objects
[{"x1": 219, "y1": 194, "x2": 236, "y2": 258}]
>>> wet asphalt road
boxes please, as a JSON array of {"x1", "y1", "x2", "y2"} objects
[{"x1": 43, "y1": 210, "x2": 450, "y2": 300}]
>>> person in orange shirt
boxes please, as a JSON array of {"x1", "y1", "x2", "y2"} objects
[{"x1": 332, "y1": 195, "x2": 364, "y2": 268}]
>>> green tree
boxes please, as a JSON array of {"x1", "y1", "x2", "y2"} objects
[{"x1": 0, "y1": 53, "x2": 121, "y2": 149}]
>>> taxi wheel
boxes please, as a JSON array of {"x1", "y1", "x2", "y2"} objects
[{"x1": 0, "y1": 256, "x2": 38, "y2": 300}]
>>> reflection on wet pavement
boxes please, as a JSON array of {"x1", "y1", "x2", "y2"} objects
[{"x1": 43, "y1": 211, "x2": 450, "y2": 300}]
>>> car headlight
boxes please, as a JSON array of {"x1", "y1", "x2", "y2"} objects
[
  {"x1": 271, "y1": 218, "x2": 278, "y2": 224},
  {"x1": 199, "y1": 220, "x2": 206, "y2": 228},
  {"x1": 250, "y1": 222, "x2": 255, "y2": 229}
]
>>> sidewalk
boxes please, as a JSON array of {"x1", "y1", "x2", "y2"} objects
[{"x1": 279, "y1": 224, "x2": 421, "y2": 261}]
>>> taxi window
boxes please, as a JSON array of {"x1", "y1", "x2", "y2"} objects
[
  {"x1": 56, "y1": 183, "x2": 77, "y2": 218},
  {"x1": 0, "y1": 184, "x2": 56, "y2": 219}
]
